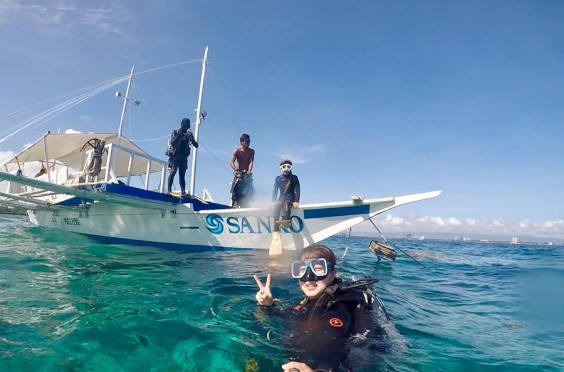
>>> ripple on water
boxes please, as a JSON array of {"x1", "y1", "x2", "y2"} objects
[{"x1": 1, "y1": 221, "x2": 563, "y2": 370}]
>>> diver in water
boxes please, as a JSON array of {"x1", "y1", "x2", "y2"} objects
[{"x1": 254, "y1": 244, "x2": 387, "y2": 371}]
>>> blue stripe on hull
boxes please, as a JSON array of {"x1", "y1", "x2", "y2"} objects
[
  {"x1": 303, "y1": 205, "x2": 370, "y2": 219},
  {"x1": 54, "y1": 196, "x2": 95, "y2": 206},
  {"x1": 99, "y1": 183, "x2": 231, "y2": 211},
  {"x1": 82, "y1": 233, "x2": 252, "y2": 252}
]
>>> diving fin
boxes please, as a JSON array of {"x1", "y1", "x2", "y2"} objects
[{"x1": 269, "y1": 231, "x2": 282, "y2": 256}]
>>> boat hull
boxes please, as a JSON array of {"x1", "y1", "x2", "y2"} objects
[
  {"x1": 25, "y1": 195, "x2": 416, "y2": 251},
  {"x1": 1, "y1": 158, "x2": 441, "y2": 252}
]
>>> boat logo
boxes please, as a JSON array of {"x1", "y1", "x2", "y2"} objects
[{"x1": 205, "y1": 214, "x2": 304, "y2": 234}]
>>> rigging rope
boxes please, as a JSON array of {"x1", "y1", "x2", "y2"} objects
[
  {"x1": 0, "y1": 78, "x2": 126, "y2": 144},
  {"x1": 0, "y1": 75, "x2": 129, "y2": 122},
  {"x1": 341, "y1": 227, "x2": 352, "y2": 260},
  {"x1": 128, "y1": 134, "x2": 170, "y2": 142},
  {"x1": 0, "y1": 58, "x2": 203, "y2": 143}
]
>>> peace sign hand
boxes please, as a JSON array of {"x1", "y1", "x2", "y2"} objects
[{"x1": 253, "y1": 273, "x2": 273, "y2": 307}]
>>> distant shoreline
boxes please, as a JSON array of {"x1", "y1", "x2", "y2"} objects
[{"x1": 339, "y1": 231, "x2": 564, "y2": 246}]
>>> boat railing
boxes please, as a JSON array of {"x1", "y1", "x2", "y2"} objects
[
  {"x1": 12, "y1": 142, "x2": 168, "y2": 196},
  {"x1": 65, "y1": 142, "x2": 168, "y2": 193},
  {"x1": 101, "y1": 142, "x2": 168, "y2": 192}
]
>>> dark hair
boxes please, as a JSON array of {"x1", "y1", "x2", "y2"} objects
[
  {"x1": 299, "y1": 244, "x2": 337, "y2": 269},
  {"x1": 181, "y1": 118, "x2": 190, "y2": 126},
  {"x1": 279, "y1": 159, "x2": 292, "y2": 166},
  {"x1": 240, "y1": 133, "x2": 250, "y2": 142}
]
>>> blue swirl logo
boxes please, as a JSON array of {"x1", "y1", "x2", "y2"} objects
[{"x1": 205, "y1": 214, "x2": 224, "y2": 234}]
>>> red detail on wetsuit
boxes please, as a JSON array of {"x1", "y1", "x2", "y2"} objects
[{"x1": 329, "y1": 317, "x2": 344, "y2": 327}]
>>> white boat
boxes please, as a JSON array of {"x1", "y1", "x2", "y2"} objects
[{"x1": 0, "y1": 48, "x2": 441, "y2": 253}]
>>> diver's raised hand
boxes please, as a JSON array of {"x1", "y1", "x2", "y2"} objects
[{"x1": 253, "y1": 273, "x2": 273, "y2": 306}]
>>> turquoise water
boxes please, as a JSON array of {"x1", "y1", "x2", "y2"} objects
[{"x1": 1, "y1": 214, "x2": 563, "y2": 371}]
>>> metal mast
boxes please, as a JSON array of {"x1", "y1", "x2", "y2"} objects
[
  {"x1": 117, "y1": 66, "x2": 135, "y2": 142},
  {"x1": 189, "y1": 47, "x2": 209, "y2": 196},
  {"x1": 112, "y1": 66, "x2": 135, "y2": 181}
]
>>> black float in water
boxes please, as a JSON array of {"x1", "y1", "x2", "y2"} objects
[{"x1": 369, "y1": 240, "x2": 398, "y2": 261}]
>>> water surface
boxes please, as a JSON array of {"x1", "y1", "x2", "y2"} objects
[{"x1": 1, "y1": 215, "x2": 562, "y2": 371}]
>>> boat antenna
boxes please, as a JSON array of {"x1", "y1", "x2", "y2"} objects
[{"x1": 189, "y1": 46, "x2": 209, "y2": 196}]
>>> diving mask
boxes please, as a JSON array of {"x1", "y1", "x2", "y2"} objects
[
  {"x1": 279, "y1": 164, "x2": 292, "y2": 172},
  {"x1": 291, "y1": 258, "x2": 332, "y2": 282}
]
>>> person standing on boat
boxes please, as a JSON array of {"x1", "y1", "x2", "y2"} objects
[
  {"x1": 253, "y1": 244, "x2": 386, "y2": 371},
  {"x1": 229, "y1": 133, "x2": 255, "y2": 207},
  {"x1": 272, "y1": 159, "x2": 300, "y2": 231},
  {"x1": 167, "y1": 118, "x2": 198, "y2": 195}
]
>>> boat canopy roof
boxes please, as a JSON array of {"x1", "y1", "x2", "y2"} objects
[{"x1": 2, "y1": 132, "x2": 163, "y2": 177}]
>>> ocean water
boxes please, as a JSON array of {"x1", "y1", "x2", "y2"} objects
[{"x1": 1, "y1": 214, "x2": 563, "y2": 371}]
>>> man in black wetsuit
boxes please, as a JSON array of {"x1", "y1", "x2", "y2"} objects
[
  {"x1": 272, "y1": 159, "x2": 300, "y2": 231},
  {"x1": 254, "y1": 244, "x2": 382, "y2": 371},
  {"x1": 167, "y1": 118, "x2": 199, "y2": 195}
]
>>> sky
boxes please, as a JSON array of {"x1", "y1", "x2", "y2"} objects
[{"x1": 0, "y1": 1, "x2": 563, "y2": 242}]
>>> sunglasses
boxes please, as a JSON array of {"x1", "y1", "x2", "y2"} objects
[
  {"x1": 291, "y1": 258, "x2": 332, "y2": 279},
  {"x1": 279, "y1": 164, "x2": 292, "y2": 171}
]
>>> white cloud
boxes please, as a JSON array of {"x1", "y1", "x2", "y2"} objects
[
  {"x1": 465, "y1": 218, "x2": 478, "y2": 226},
  {"x1": 263, "y1": 143, "x2": 325, "y2": 165},
  {"x1": 0, "y1": 150, "x2": 15, "y2": 164},
  {"x1": 0, "y1": 1, "x2": 18, "y2": 23},
  {"x1": 368, "y1": 213, "x2": 564, "y2": 241},
  {"x1": 492, "y1": 219, "x2": 504, "y2": 227},
  {"x1": 384, "y1": 214, "x2": 405, "y2": 225},
  {"x1": 537, "y1": 219, "x2": 564, "y2": 233},
  {"x1": 303, "y1": 144, "x2": 325, "y2": 154},
  {"x1": 1, "y1": 1, "x2": 134, "y2": 42},
  {"x1": 428, "y1": 216, "x2": 447, "y2": 227}
]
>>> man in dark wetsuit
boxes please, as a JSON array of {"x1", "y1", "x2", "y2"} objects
[
  {"x1": 229, "y1": 133, "x2": 255, "y2": 207},
  {"x1": 167, "y1": 118, "x2": 199, "y2": 195},
  {"x1": 254, "y1": 244, "x2": 382, "y2": 372},
  {"x1": 272, "y1": 159, "x2": 300, "y2": 231}
]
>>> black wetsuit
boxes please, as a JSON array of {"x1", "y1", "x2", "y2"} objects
[
  {"x1": 272, "y1": 172, "x2": 300, "y2": 230},
  {"x1": 231, "y1": 171, "x2": 254, "y2": 207},
  {"x1": 167, "y1": 128, "x2": 198, "y2": 194},
  {"x1": 274, "y1": 280, "x2": 381, "y2": 371}
]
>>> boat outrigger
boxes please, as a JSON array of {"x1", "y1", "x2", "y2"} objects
[{"x1": 0, "y1": 48, "x2": 441, "y2": 254}]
